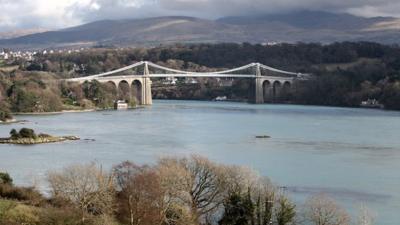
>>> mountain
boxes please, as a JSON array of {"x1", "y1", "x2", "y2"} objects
[
  {"x1": 1, "y1": 11, "x2": 400, "y2": 49},
  {"x1": 0, "y1": 28, "x2": 49, "y2": 40}
]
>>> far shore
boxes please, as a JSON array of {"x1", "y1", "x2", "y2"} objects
[
  {"x1": 13, "y1": 109, "x2": 97, "y2": 116},
  {"x1": 11, "y1": 106, "x2": 146, "y2": 116}
]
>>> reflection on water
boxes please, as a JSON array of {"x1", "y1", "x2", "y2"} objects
[
  {"x1": 0, "y1": 100, "x2": 400, "y2": 225},
  {"x1": 287, "y1": 186, "x2": 392, "y2": 203}
]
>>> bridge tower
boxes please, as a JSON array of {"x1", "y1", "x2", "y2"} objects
[
  {"x1": 254, "y1": 63, "x2": 264, "y2": 104},
  {"x1": 142, "y1": 61, "x2": 153, "y2": 105}
]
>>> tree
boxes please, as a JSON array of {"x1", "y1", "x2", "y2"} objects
[
  {"x1": 275, "y1": 196, "x2": 296, "y2": 225},
  {"x1": 0, "y1": 101, "x2": 12, "y2": 122},
  {"x1": 222, "y1": 165, "x2": 277, "y2": 225},
  {"x1": 219, "y1": 192, "x2": 254, "y2": 225},
  {"x1": 48, "y1": 163, "x2": 115, "y2": 223},
  {"x1": 9, "y1": 129, "x2": 19, "y2": 140},
  {"x1": 0, "y1": 172, "x2": 13, "y2": 185},
  {"x1": 302, "y1": 194, "x2": 350, "y2": 225},
  {"x1": 18, "y1": 128, "x2": 37, "y2": 139},
  {"x1": 113, "y1": 162, "x2": 166, "y2": 225},
  {"x1": 158, "y1": 155, "x2": 226, "y2": 224},
  {"x1": 357, "y1": 204, "x2": 375, "y2": 225}
]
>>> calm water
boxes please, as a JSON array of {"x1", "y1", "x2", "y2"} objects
[{"x1": 1, "y1": 100, "x2": 400, "y2": 224}]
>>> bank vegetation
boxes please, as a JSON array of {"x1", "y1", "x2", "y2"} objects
[{"x1": 0, "y1": 155, "x2": 375, "y2": 225}]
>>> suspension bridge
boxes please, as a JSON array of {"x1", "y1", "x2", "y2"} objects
[{"x1": 66, "y1": 61, "x2": 309, "y2": 105}]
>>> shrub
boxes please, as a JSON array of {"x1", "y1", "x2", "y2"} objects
[
  {"x1": 1, "y1": 204, "x2": 40, "y2": 225},
  {"x1": 0, "y1": 184, "x2": 45, "y2": 206},
  {"x1": 0, "y1": 111, "x2": 12, "y2": 122},
  {"x1": 0, "y1": 200, "x2": 17, "y2": 222},
  {"x1": 0, "y1": 173, "x2": 12, "y2": 185},
  {"x1": 9, "y1": 129, "x2": 19, "y2": 140},
  {"x1": 9, "y1": 128, "x2": 39, "y2": 140},
  {"x1": 0, "y1": 102, "x2": 12, "y2": 122},
  {"x1": 37, "y1": 207, "x2": 82, "y2": 225},
  {"x1": 19, "y1": 128, "x2": 37, "y2": 139}
]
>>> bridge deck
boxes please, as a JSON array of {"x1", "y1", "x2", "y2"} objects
[
  {"x1": 65, "y1": 61, "x2": 308, "y2": 83},
  {"x1": 67, "y1": 74, "x2": 298, "y2": 82}
]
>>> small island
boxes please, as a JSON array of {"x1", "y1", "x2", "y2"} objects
[{"x1": 0, "y1": 128, "x2": 79, "y2": 145}]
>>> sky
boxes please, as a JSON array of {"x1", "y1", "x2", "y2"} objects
[{"x1": 0, "y1": 0, "x2": 400, "y2": 31}]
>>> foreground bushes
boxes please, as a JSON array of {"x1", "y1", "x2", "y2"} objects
[
  {"x1": 0, "y1": 156, "x2": 375, "y2": 225},
  {"x1": 0, "y1": 185, "x2": 44, "y2": 206}
]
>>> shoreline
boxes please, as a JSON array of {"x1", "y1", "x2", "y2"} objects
[
  {"x1": 0, "y1": 136, "x2": 80, "y2": 145},
  {"x1": 0, "y1": 119, "x2": 24, "y2": 125},
  {"x1": 14, "y1": 109, "x2": 96, "y2": 116},
  {"x1": 12, "y1": 105, "x2": 147, "y2": 116},
  {"x1": 153, "y1": 99, "x2": 396, "y2": 111},
  {"x1": 5, "y1": 100, "x2": 397, "y2": 117}
]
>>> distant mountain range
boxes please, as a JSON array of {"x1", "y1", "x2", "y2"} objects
[
  {"x1": 2, "y1": 11, "x2": 400, "y2": 50},
  {"x1": 0, "y1": 28, "x2": 48, "y2": 40}
]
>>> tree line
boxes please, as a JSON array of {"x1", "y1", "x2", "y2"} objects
[
  {"x1": 1, "y1": 41, "x2": 400, "y2": 115},
  {"x1": 0, "y1": 155, "x2": 374, "y2": 225},
  {"x1": 25, "y1": 42, "x2": 400, "y2": 109}
]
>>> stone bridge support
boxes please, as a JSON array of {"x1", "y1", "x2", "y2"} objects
[
  {"x1": 142, "y1": 77, "x2": 153, "y2": 105},
  {"x1": 76, "y1": 77, "x2": 153, "y2": 105},
  {"x1": 254, "y1": 77, "x2": 264, "y2": 104},
  {"x1": 254, "y1": 77, "x2": 294, "y2": 104}
]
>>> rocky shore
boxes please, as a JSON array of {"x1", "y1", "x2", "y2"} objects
[
  {"x1": 0, "y1": 118, "x2": 17, "y2": 124},
  {"x1": 0, "y1": 136, "x2": 80, "y2": 145}
]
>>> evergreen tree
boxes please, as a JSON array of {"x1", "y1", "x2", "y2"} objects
[{"x1": 219, "y1": 193, "x2": 254, "y2": 225}]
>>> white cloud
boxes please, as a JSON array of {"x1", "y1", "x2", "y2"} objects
[{"x1": 0, "y1": 0, "x2": 399, "y2": 31}]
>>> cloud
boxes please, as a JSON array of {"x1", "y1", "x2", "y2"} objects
[
  {"x1": 158, "y1": 0, "x2": 400, "y2": 17},
  {"x1": 0, "y1": 0, "x2": 399, "y2": 31}
]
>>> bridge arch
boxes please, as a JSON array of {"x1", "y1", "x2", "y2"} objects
[
  {"x1": 118, "y1": 80, "x2": 131, "y2": 102},
  {"x1": 281, "y1": 81, "x2": 292, "y2": 102},
  {"x1": 263, "y1": 80, "x2": 272, "y2": 103},
  {"x1": 131, "y1": 79, "x2": 143, "y2": 105},
  {"x1": 272, "y1": 81, "x2": 282, "y2": 102},
  {"x1": 104, "y1": 81, "x2": 117, "y2": 94},
  {"x1": 283, "y1": 81, "x2": 291, "y2": 87}
]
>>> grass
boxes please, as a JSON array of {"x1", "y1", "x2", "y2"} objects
[{"x1": 0, "y1": 65, "x2": 19, "y2": 72}]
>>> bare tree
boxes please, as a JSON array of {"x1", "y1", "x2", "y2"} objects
[
  {"x1": 48, "y1": 163, "x2": 115, "y2": 223},
  {"x1": 222, "y1": 165, "x2": 261, "y2": 195},
  {"x1": 222, "y1": 165, "x2": 278, "y2": 225},
  {"x1": 113, "y1": 161, "x2": 166, "y2": 225},
  {"x1": 302, "y1": 194, "x2": 350, "y2": 225},
  {"x1": 158, "y1": 155, "x2": 226, "y2": 224},
  {"x1": 356, "y1": 204, "x2": 375, "y2": 225}
]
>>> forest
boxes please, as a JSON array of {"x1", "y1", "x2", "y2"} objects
[{"x1": 1, "y1": 41, "x2": 400, "y2": 121}]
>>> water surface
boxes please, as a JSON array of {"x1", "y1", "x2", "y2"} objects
[{"x1": 0, "y1": 100, "x2": 399, "y2": 224}]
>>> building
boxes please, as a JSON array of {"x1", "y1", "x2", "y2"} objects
[{"x1": 114, "y1": 100, "x2": 129, "y2": 110}]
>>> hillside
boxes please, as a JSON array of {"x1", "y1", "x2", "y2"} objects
[
  {"x1": 1, "y1": 11, "x2": 400, "y2": 49},
  {"x1": 0, "y1": 28, "x2": 48, "y2": 40}
]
